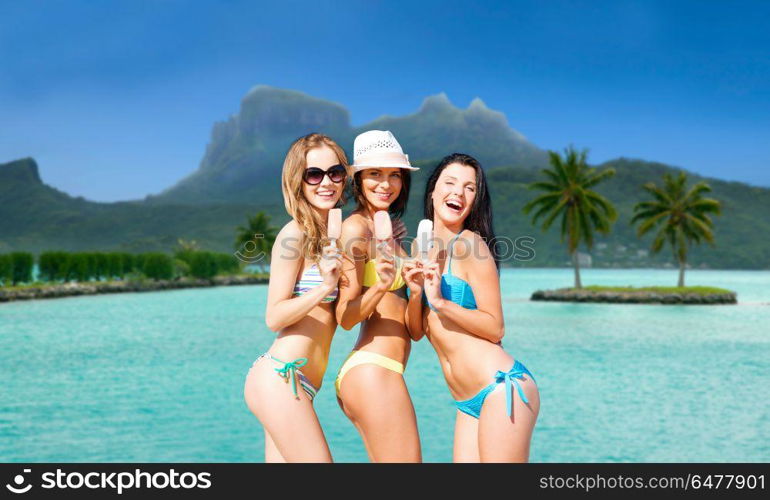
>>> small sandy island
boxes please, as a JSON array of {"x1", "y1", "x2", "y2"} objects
[{"x1": 531, "y1": 286, "x2": 737, "y2": 304}]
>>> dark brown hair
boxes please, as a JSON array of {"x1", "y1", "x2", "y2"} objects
[{"x1": 424, "y1": 153, "x2": 500, "y2": 268}]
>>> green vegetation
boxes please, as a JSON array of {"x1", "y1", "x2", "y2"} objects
[
  {"x1": 172, "y1": 238, "x2": 199, "y2": 278},
  {"x1": 580, "y1": 285, "x2": 733, "y2": 295},
  {"x1": 173, "y1": 239, "x2": 240, "y2": 279},
  {"x1": 522, "y1": 147, "x2": 617, "y2": 288},
  {"x1": 38, "y1": 252, "x2": 62, "y2": 281},
  {"x1": 140, "y1": 253, "x2": 174, "y2": 280},
  {"x1": 234, "y1": 212, "x2": 279, "y2": 273},
  {"x1": 0, "y1": 249, "x2": 246, "y2": 288},
  {"x1": 216, "y1": 253, "x2": 240, "y2": 275},
  {"x1": 631, "y1": 172, "x2": 722, "y2": 286},
  {"x1": 190, "y1": 252, "x2": 219, "y2": 279},
  {"x1": 38, "y1": 251, "x2": 135, "y2": 282},
  {"x1": 10, "y1": 252, "x2": 34, "y2": 285},
  {"x1": 0, "y1": 254, "x2": 12, "y2": 286},
  {"x1": 65, "y1": 253, "x2": 90, "y2": 281}
]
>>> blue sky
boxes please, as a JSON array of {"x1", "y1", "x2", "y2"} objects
[{"x1": 1, "y1": 0, "x2": 768, "y2": 201}]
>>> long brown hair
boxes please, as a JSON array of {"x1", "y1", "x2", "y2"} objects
[{"x1": 281, "y1": 133, "x2": 350, "y2": 261}]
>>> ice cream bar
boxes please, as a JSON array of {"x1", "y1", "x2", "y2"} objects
[
  {"x1": 373, "y1": 211, "x2": 393, "y2": 259},
  {"x1": 327, "y1": 208, "x2": 342, "y2": 241},
  {"x1": 373, "y1": 211, "x2": 392, "y2": 241},
  {"x1": 416, "y1": 219, "x2": 433, "y2": 262}
]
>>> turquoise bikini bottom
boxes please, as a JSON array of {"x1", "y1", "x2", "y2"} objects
[
  {"x1": 254, "y1": 353, "x2": 319, "y2": 401},
  {"x1": 454, "y1": 360, "x2": 535, "y2": 419}
]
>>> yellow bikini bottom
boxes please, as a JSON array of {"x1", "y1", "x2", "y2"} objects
[{"x1": 335, "y1": 350, "x2": 405, "y2": 397}]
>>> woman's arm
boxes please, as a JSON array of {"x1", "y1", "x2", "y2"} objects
[
  {"x1": 402, "y1": 261, "x2": 426, "y2": 341},
  {"x1": 423, "y1": 231, "x2": 504, "y2": 343},
  {"x1": 264, "y1": 222, "x2": 341, "y2": 332},
  {"x1": 335, "y1": 216, "x2": 395, "y2": 330}
]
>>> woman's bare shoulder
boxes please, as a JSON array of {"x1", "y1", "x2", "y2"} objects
[
  {"x1": 273, "y1": 220, "x2": 304, "y2": 259},
  {"x1": 277, "y1": 220, "x2": 302, "y2": 238},
  {"x1": 342, "y1": 212, "x2": 372, "y2": 239},
  {"x1": 453, "y1": 230, "x2": 495, "y2": 267}
]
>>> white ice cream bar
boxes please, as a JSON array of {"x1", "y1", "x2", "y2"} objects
[
  {"x1": 327, "y1": 208, "x2": 342, "y2": 241},
  {"x1": 373, "y1": 211, "x2": 392, "y2": 240},
  {"x1": 416, "y1": 219, "x2": 433, "y2": 259}
]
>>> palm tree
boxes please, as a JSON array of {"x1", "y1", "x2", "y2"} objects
[
  {"x1": 176, "y1": 238, "x2": 200, "y2": 252},
  {"x1": 523, "y1": 146, "x2": 617, "y2": 288},
  {"x1": 631, "y1": 172, "x2": 721, "y2": 287},
  {"x1": 235, "y1": 212, "x2": 278, "y2": 273}
]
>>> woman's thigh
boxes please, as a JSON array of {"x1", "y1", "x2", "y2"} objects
[
  {"x1": 244, "y1": 359, "x2": 332, "y2": 463},
  {"x1": 453, "y1": 410, "x2": 480, "y2": 463},
  {"x1": 264, "y1": 431, "x2": 286, "y2": 463},
  {"x1": 338, "y1": 363, "x2": 421, "y2": 462},
  {"x1": 477, "y1": 378, "x2": 540, "y2": 463}
]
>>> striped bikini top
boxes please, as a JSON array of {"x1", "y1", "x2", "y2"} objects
[{"x1": 293, "y1": 263, "x2": 338, "y2": 303}]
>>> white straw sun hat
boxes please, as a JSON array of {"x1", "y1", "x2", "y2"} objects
[{"x1": 352, "y1": 130, "x2": 419, "y2": 171}]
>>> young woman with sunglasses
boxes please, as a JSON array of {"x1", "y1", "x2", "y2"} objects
[
  {"x1": 244, "y1": 133, "x2": 350, "y2": 462},
  {"x1": 402, "y1": 153, "x2": 540, "y2": 462},
  {"x1": 334, "y1": 130, "x2": 422, "y2": 462}
]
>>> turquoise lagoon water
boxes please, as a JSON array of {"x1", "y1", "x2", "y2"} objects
[{"x1": 1, "y1": 269, "x2": 768, "y2": 462}]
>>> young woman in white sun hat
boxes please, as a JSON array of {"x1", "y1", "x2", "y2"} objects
[{"x1": 334, "y1": 130, "x2": 422, "y2": 462}]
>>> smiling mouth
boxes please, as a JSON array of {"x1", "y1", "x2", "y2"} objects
[
  {"x1": 374, "y1": 192, "x2": 392, "y2": 200},
  {"x1": 445, "y1": 200, "x2": 463, "y2": 212},
  {"x1": 317, "y1": 191, "x2": 336, "y2": 198}
]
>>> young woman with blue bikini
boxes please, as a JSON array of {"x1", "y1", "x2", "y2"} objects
[
  {"x1": 243, "y1": 133, "x2": 349, "y2": 462},
  {"x1": 402, "y1": 153, "x2": 540, "y2": 462},
  {"x1": 334, "y1": 130, "x2": 422, "y2": 462}
]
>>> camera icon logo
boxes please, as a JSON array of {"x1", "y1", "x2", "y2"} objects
[{"x1": 5, "y1": 469, "x2": 32, "y2": 494}]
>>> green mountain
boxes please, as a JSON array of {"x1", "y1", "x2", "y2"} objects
[
  {"x1": 3, "y1": 155, "x2": 767, "y2": 268},
  {"x1": 356, "y1": 94, "x2": 547, "y2": 169},
  {"x1": 0, "y1": 158, "x2": 279, "y2": 254},
  {"x1": 152, "y1": 86, "x2": 547, "y2": 204},
  {"x1": 2, "y1": 87, "x2": 769, "y2": 269}
]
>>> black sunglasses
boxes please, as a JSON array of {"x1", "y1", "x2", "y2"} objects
[{"x1": 303, "y1": 164, "x2": 347, "y2": 185}]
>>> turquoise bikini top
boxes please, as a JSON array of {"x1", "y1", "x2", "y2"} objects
[{"x1": 424, "y1": 233, "x2": 477, "y2": 311}]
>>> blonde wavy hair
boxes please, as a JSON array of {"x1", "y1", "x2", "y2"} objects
[{"x1": 281, "y1": 133, "x2": 351, "y2": 262}]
